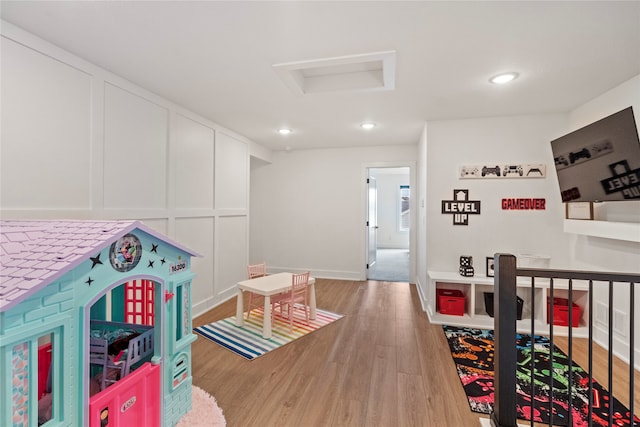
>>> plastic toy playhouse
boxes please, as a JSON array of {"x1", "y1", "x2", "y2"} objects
[{"x1": 0, "y1": 220, "x2": 199, "y2": 427}]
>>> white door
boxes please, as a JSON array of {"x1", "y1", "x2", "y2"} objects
[{"x1": 367, "y1": 177, "x2": 378, "y2": 271}]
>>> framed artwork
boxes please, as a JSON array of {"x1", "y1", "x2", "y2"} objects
[
  {"x1": 486, "y1": 257, "x2": 495, "y2": 277},
  {"x1": 565, "y1": 202, "x2": 594, "y2": 220}
]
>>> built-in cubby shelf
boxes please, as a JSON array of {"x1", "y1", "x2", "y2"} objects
[
  {"x1": 564, "y1": 219, "x2": 640, "y2": 243},
  {"x1": 427, "y1": 271, "x2": 589, "y2": 338}
]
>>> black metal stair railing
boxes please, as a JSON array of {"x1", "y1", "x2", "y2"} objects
[{"x1": 490, "y1": 253, "x2": 640, "y2": 427}]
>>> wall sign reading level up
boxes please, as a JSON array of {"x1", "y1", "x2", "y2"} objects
[{"x1": 441, "y1": 189, "x2": 481, "y2": 225}]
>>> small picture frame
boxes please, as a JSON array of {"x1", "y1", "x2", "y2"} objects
[
  {"x1": 486, "y1": 257, "x2": 495, "y2": 277},
  {"x1": 565, "y1": 202, "x2": 594, "y2": 220}
]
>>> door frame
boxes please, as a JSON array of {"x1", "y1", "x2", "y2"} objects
[
  {"x1": 82, "y1": 275, "x2": 164, "y2": 427},
  {"x1": 361, "y1": 161, "x2": 416, "y2": 282},
  {"x1": 366, "y1": 176, "x2": 378, "y2": 270}
]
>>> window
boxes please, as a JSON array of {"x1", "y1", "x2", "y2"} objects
[
  {"x1": 172, "y1": 281, "x2": 193, "y2": 352},
  {"x1": 10, "y1": 330, "x2": 59, "y2": 426},
  {"x1": 399, "y1": 185, "x2": 410, "y2": 231},
  {"x1": 124, "y1": 279, "x2": 155, "y2": 326},
  {"x1": 176, "y1": 282, "x2": 191, "y2": 341}
]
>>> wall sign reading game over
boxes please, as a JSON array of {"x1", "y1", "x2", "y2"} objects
[
  {"x1": 442, "y1": 189, "x2": 481, "y2": 225},
  {"x1": 501, "y1": 198, "x2": 546, "y2": 210}
]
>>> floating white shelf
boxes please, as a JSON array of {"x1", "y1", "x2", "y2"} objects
[{"x1": 563, "y1": 219, "x2": 640, "y2": 243}]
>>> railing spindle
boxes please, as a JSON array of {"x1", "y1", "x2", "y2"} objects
[
  {"x1": 530, "y1": 276, "x2": 535, "y2": 427},
  {"x1": 549, "y1": 278, "x2": 555, "y2": 427},
  {"x1": 588, "y1": 279, "x2": 594, "y2": 427},
  {"x1": 568, "y1": 278, "x2": 574, "y2": 427},
  {"x1": 630, "y1": 282, "x2": 635, "y2": 427},
  {"x1": 609, "y1": 281, "x2": 614, "y2": 426}
]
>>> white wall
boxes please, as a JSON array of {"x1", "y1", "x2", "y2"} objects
[
  {"x1": 0, "y1": 22, "x2": 250, "y2": 317},
  {"x1": 250, "y1": 145, "x2": 417, "y2": 279},
  {"x1": 425, "y1": 114, "x2": 571, "y2": 274}
]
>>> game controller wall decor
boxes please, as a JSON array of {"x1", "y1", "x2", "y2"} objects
[{"x1": 459, "y1": 163, "x2": 546, "y2": 179}]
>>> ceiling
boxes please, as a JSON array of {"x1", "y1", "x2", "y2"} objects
[{"x1": 1, "y1": 1, "x2": 639, "y2": 152}]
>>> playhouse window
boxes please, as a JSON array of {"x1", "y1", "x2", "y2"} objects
[
  {"x1": 175, "y1": 282, "x2": 190, "y2": 340},
  {"x1": 125, "y1": 279, "x2": 155, "y2": 326},
  {"x1": 173, "y1": 281, "x2": 192, "y2": 351},
  {"x1": 10, "y1": 331, "x2": 58, "y2": 427},
  {"x1": 12, "y1": 341, "x2": 30, "y2": 426}
]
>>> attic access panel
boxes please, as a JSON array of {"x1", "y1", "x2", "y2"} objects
[{"x1": 273, "y1": 51, "x2": 396, "y2": 94}]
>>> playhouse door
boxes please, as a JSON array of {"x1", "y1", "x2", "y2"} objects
[{"x1": 89, "y1": 362, "x2": 160, "y2": 427}]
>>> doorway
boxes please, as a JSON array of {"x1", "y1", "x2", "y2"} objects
[
  {"x1": 86, "y1": 279, "x2": 162, "y2": 427},
  {"x1": 366, "y1": 167, "x2": 411, "y2": 282}
]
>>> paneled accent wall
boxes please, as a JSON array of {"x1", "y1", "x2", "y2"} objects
[
  {"x1": 1, "y1": 36, "x2": 93, "y2": 210},
  {"x1": 0, "y1": 22, "x2": 249, "y2": 315}
]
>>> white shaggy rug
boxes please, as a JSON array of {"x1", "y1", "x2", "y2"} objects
[{"x1": 176, "y1": 385, "x2": 226, "y2": 427}]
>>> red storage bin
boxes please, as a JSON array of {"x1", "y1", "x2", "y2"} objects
[
  {"x1": 437, "y1": 289, "x2": 465, "y2": 316},
  {"x1": 547, "y1": 297, "x2": 581, "y2": 327}
]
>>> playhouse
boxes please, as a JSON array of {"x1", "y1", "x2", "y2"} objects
[{"x1": 0, "y1": 220, "x2": 199, "y2": 426}]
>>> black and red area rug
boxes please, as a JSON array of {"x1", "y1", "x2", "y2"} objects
[{"x1": 443, "y1": 325, "x2": 639, "y2": 427}]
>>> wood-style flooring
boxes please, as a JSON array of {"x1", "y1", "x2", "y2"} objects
[
  {"x1": 192, "y1": 279, "x2": 484, "y2": 426},
  {"x1": 191, "y1": 278, "x2": 640, "y2": 427}
]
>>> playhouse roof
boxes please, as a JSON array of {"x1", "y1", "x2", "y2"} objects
[{"x1": 0, "y1": 219, "x2": 199, "y2": 312}]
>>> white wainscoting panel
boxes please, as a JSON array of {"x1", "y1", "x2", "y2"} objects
[
  {"x1": 174, "y1": 114, "x2": 215, "y2": 209},
  {"x1": 1, "y1": 36, "x2": 92, "y2": 209},
  {"x1": 103, "y1": 83, "x2": 169, "y2": 210}
]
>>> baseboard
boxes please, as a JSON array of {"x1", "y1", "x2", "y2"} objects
[
  {"x1": 192, "y1": 296, "x2": 216, "y2": 319},
  {"x1": 267, "y1": 266, "x2": 363, "y2": 281},
  {"x1": 191, "y1": 288, "x2": 237, "y2": 319},
  {"x1": 593, "y1": 324, "x2": 640, "y2": 371},
  {"x1": 415, "y1": 276, "x2": 428, "y2": 313}
]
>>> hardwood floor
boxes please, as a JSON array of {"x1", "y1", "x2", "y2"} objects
[
  {"x1": 191, "y1": 278, "x2": 640, "y2": 427},
  {"x1": 191, "y1": 279, "x2": 484, "y2": 427}
]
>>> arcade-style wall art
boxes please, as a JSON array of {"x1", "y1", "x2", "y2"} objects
[
  {"x1": 441, "y1": 189, "x2": 481, "y2": 225},
  {"x1": 459, "y1": 163, "x2": 546, "y2": 179},
  {"x1": 501, "y1": 198, "x2": 546, "y2": 210}
]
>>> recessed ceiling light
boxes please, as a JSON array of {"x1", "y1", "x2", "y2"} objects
[
  {"x1": 360, "y1": 122, "x2": 376, "y2": 130},
  {"x1": 490, "y1": 72, "x2": 519, "y2": 84},
  {"x1": 278, "y1": 128, "x2": 292, "y2": 135}
]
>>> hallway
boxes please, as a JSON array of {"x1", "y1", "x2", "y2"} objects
[{"x1": 367, "y1": 248, "x2": 410, "y2": 282}]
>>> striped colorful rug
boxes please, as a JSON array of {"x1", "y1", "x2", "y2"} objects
[{"x1": 194, "y1": 306, "x2": 344, "y2": 360}]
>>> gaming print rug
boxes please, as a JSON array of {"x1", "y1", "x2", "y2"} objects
[{"x1": 443, "y1": 325, "x2": 639, "y2": 426}]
